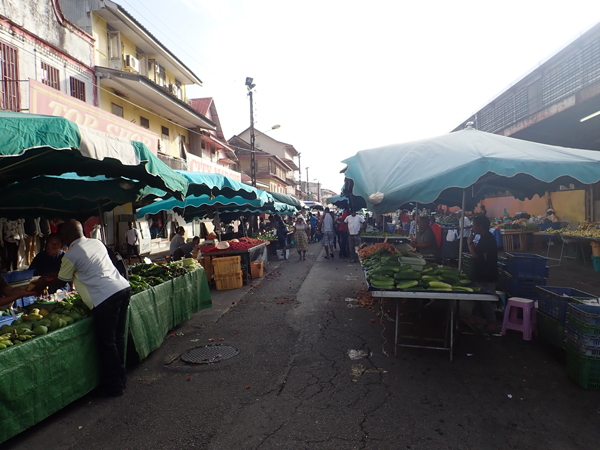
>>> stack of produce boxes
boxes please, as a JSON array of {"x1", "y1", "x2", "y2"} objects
[
  {"x1": 536, "y1": 286, "x2": 598, "y2": 349},
  {"x1": 565, "y1": 302, "x2": 600, "y2": 389},
  {"x1": 212, "y1": 256, "x2": 243, "y2": 291},
  {"x1": 501, "y1": 253, "x2": 548, "y2": 299}
]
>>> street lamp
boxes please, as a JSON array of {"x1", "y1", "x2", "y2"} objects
[
  {"x1": 314, "y1": 178, "x2": 321, "y2": 203},
  {"x1": 246, "y1": 77, "x2": 257, "y2": 187}
]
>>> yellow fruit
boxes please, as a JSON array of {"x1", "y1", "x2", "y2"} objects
[
  {"x1": 33, "y1": 326, "x2": 48, "y2": 335},
  {"x1": 31, "y1": 308, "x2": 40, "y2": 315},
  {"x1": 0, "y1": 343, "x2": 6, "y2": 349},
  {"x1": 39, "y1": 309, "x2": 49, "y2": 317}
]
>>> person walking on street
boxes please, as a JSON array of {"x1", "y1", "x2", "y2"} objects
[
  {"x1": 274, "y1": 215, "x2": 289, "y2": 260},
  {"x1": 39, "y1": 220, "x2": 131, "y2": 397},
  {"x1": 125, "y1": 222, "x2": 142, "y2": 265},
  {"x1": 322, "y1": 207, "x2": 335, "y2": 259},
  {"x1": 294, "y1": 216, "x2": 309, "y2": 260},
  {"x1": 345, "y1": 210, "x2": 365, "y2": 263},
  {"x1": 309, "y1": 213, "x2": 317, "y2": 242},
  {"x1": 338, "y1": 209, "x2": 350, "y2": 258}
]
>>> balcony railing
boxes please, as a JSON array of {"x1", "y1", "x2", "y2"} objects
[{"x1": 157, "y1": 153, "x2": 188, "y2": 171}]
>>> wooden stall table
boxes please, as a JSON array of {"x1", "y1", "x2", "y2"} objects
[{"x1": 500, "y1": 229, "x2": 524, "y2": 251}]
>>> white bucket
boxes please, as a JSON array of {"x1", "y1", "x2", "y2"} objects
[{"x1": 277, "y1": 249, "x2": 290, "y2": 260}]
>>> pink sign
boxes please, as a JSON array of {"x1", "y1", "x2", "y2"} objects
[
  {"x1": 29, "y1": 79, "x2": 159, "y2": 154},
  {"x1": 186, "y1": 153, "x2": 242, "y2": 181}
]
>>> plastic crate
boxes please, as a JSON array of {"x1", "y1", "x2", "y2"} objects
[
  {"x1": 214, "y1": 271, "x2": 243, "y2": 291},
  {"x1": 1, "y1": 270, "x2": 35, "y2": 284},
  {"x1": 566, "y1": 303, "x2": 600, "y2": 329},
  {"x1": 537, "y1": 310, "x2": 565, "y2": 349},
  {"x1": 537, "y1": 287, "x2": 597, "y2": 323},
  {"x1": 503, "y1": 271, "x2": 546, "y2": 299},
  {"x1": 212, "y1": 256, "x2": 241, "y2": 276},
  {"x1": 565, "y1": 324, "x2": 600, "y2": 356},
  {"x1": 565, "y1": 342, "x2": 600, "y2": 389},
  {"x1": 505, "y1": 253, "x2": 549, "y2": 278}
]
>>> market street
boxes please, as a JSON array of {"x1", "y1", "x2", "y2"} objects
[{"x1": 5, "y1": 242, "x2": 600, "y2": 450}]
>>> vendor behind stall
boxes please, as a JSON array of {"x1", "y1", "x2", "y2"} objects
[
  {"x1": 411, "y1": 216, "x2": 440, "y2": 262},
  {"x1": 28, "y1": 233, "x2": 67, "y2": 293},
  {"x1": 467, "y1": 215, "x2": 498, "y2": 333},
  {"x1": 169, "y1": 227, "x2": 185, "y2": 257},
  {"x1": 172, "y1": 236, "x2": 200, "y2": 261}
]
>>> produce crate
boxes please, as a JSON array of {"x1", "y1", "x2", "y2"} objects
[
  {"x1": 565, "y1": 342, "x2": 600, "y2": 390},
  {"x1": 537, "y1": 287, "x2": 597, "y2": 323},
  {"x1": 565, "y1": 325, "x2": 600, "y2": 357},
  {"x1": 537, "y1": 310, "x2": 565, "y2": 349},
  {"x1": 503, "y1": 271, "x2": 546, "y2": 300},
  {"x1": 504, "y1": 253, "x2": 549, "y2": 278},
  {"x1": 566, "y1": 303, "x2": 600, "y2": 331},
  {"x1": 251, "y1": 262, "x2": 264, "y2": 278},
  {"x1": 1, "y1": 270, "x2": 35, "y2": 284},
  {"x1": 461, "y1": 254, "x2": 474, "y2": 280},
  {"x1": 212, "y1": 256, "x2": 241, "y2": 276},
  {"x1": 214, "y1": 271, "x2": 243, "y2": 291}
]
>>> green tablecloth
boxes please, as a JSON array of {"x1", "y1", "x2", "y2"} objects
[
  {"x1": 0, "y1": 317, "x2": 100, "y2": 444},
  {"x1": 128, "y1": 267, "x2": 212, "y2": 361},
  {"x1": 0, "y1": 267, "x2": 211, "y2": 444}
]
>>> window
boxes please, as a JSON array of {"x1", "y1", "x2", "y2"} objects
[
  {"x1": 69, "y1": 77, "x2": 86, "y2": 102},
  {"x1": 160, "y1": 126, "x2": 169, "y2": 153},
  {"x1": 0, "y1": 41, "x2": 19, "y2": 111},
  {"x1": 111, "y1": 103, "x2": 123, "y2": 118},
  {"x1": 161, "y1": 126, "x2": 169, "y2": 137},
  {"x1": 41, "y1": 61, "x2": 60, "y2": 90},
  {"x1": 140, "y1": 116, "x2": 149, "y2": 129},
  {"x1": 210, "y1": 145, "x2": 216, "y2": 162}
]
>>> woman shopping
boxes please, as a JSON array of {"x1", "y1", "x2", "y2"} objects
[{"x1": 294, "y1": 216, "x2": 309, "y2": 260}]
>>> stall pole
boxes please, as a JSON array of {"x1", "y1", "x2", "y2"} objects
[
  {"x1": 457, "y1": 189, "x2": 466, "y2": 271},
  {"x1": 97, "y1": 205, "x2": 106, "y2": 244}
]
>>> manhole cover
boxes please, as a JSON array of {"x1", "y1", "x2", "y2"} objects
[{"x1": 182, "y1": 344, "x2": 239, "y2": 364}]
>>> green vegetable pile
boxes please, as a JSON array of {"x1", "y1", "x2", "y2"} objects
[
  {"x1": 129, "y1": 262, "x2": 194, "y2": 294},
  {"x1": 362, "y1": 255, "x2": 479, "y2": 292},
  {"x1": 255, "y1": 233, "x2": 277, "y2": 241}
]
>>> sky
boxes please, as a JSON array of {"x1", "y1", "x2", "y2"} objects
[{"x1": 119, "y1": 0, "x2": 600, "y2": 194}]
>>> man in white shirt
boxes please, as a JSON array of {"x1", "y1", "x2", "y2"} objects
[
  {"x1": 455, "y1": 210, "x2": 472, "y2": 248},
  {"x1": 125, "y1": 222, "x2": 142, "y2": 265},
  {"x1": 41, "y1": 220, "x2": 131, "y2": 397},
  {"x1": 344, "y1": 210, "x2": 365, "y2": 262}
]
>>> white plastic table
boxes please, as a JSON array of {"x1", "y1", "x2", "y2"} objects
[{"x1": 369, "y1": 289, "x2": 498, "y2": 361}]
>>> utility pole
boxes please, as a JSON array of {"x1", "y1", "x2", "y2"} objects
[
  {"x1": 305, "y1": 167, "x2": 310, "y2": 200},
  {"x1": 297, "y1": 152, "x2": 302, "y2": 198},
  {"x1": 246, "y1": 77, "x2": 257, "y2": 187}
]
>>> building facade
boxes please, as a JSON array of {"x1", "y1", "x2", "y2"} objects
[
  {"x1": 59, "y1": 0, "x2": 216, "y2": 169},
  {"x1": 0, "y1": 0, "x2": 96, "y2": 112}
]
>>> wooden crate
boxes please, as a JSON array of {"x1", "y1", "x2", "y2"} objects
[
  {"x1": 214, "y1": 271, "x2": 243, "y2": 290},
  {"x1": 251, "y1": 261, "x2": 264, "y2": 278},
  {"x1": 212, "y1": 256, "x2": 241, "y2": 276},
  {"x1": 197, "y1": 257, "x2": 212, "y2": 284}
]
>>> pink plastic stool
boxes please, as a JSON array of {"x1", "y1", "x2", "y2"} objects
[{"x1": 501, "y1": 297, "x2": 537, "y2": 340}]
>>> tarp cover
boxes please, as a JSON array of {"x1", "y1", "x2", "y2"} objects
[
  {"x1": 174, "y1": 171, "x2": 264, "y2": 200},
  {"x1": 0, "y1": 317, "x2": 100, "y2": 444},
  {"x1": 342, "y1": 127, "x2": 600, "y2": 213},
  {"x1": 128, "y1": 267, "x2": 211, "y2": 361},
  {"x1": 0, "y1": 111, "x2": 188, "y2": 200}
]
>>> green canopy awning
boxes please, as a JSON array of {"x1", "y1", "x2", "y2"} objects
[
  {"x1": 0, "y1": 173, "x2": 165, "y2": 221},
  {"x1": 267, "y1": 191, "x2": 304, "y2": 209},
  {"x1": 343, "y1": 127, "x2": 600, "y2": 213},
  {"x1": 0, "y1": 112, "x2": 188, "y2": 200},
  {"x1": 173, "y1": 171, "x2": 263, "y2": 200}
]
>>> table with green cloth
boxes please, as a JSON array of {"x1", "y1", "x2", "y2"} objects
[
  {"x1": 128, "y1": 266, "x2": 212, "y2": 361},
  {"x1": 0, "y1": 267, "x2": 211, "y2": 444}
]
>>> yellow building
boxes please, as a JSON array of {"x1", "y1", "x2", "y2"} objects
[{"x1": 60, "y1": 0, "x2": 216, "y2": 169}]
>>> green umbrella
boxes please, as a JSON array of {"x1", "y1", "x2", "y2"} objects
[
  {"x1": 0, "y1": 111, "x2": 188, "y2": 200},
  {"x1": 267, "y1": 191, "x2": 304, "y2": 209}
]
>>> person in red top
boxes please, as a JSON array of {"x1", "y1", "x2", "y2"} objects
[
  {"x1": 338, "y1": 210, "x2": 350, "y2": 258},
  {"x1": 400, "y1": 210, "x2": 409, "y2": 234}
]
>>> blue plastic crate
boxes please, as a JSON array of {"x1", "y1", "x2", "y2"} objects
[
  {"x1": 566, "y1": 325, "x2": 600, "y2": 357},
  {"x1": 504, "y1": 271, "x2": 546, "y2": 300},
  {"x1": 505, "y1": 253, "x2": 549, "y2": 278},
  {"x1": 1, "y1": 270, "x2": 35, "y2": 284},
  {"x1": 567, "y1": 303, "x2": 600, "y2": 329},
  {"x1": 537, "y1": 286, "x2": 597, "y2": 323}
]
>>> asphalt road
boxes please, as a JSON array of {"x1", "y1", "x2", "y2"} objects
[{"x1": 5, "y1": 241, "x2": 600, "y2": 449}]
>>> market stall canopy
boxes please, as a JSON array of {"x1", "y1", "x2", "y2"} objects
[
  {"x1": 0, "y1": 173, "x2": 165, "y2": 221},
  {"x1": 178, "y1": 201, "x2": 297, "y2": 222},
  {"x1": 303, "y1": 201, "x2": 324, "y2": 210},
  {"x1": 0, "y1": 112, "x2": 188, "y2": 200},
  {"x1": 267, "y1": 191, "x2": 304, "y2": 209},
  {"x1": 174, "y1": 171, "x2": 263, "y2": 200},
  {"x1": 342, "y1": 127, "x2": 600, "y2": 214},
  {"x1": 136, "y1": 190, "x2": 275, "y2": 218},
  {"x1": 327, "y1": 191, "x2": 367, "y2": 210}
]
